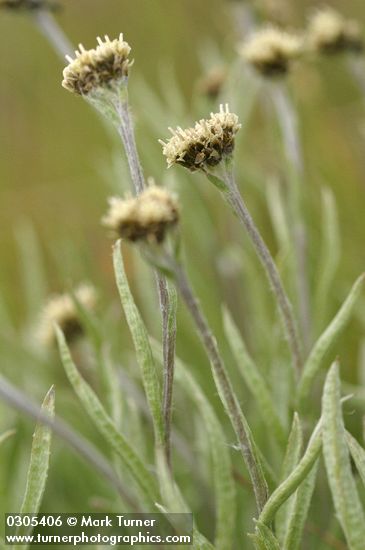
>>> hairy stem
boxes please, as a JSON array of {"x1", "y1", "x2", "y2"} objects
[
  {"x1": 222, "y1": 168, "x2": 302, "y2": 375},
  {"x1": 270, "y1": 83, "x2": 311, "y2": 351},
  {"x1": 172, "y1": 261, "x2": 269, "y2": 512},
  {"x1": 115, "y1": 96, "x2": 176, "y2": 468},
  {"x1": 115, "y1": 99, "x2": 145, "y2": 196},
  {"x1": 32, "y1": 10, "x2": 74, "y2": 59}
]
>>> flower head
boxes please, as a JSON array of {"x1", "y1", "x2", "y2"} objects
[
  {"x1": 307, "y1": 8, "x2": 363, "y2": 55},
  {"x1": 37, "y1": 283, "x2": 97, "y2": 347},
  {"x1": 62, "y1": 34, "x2": 132, "y2": 95},
  {"x1": 239, "y1": 27, "x2": 302, "y2": 77},
  {"x1": 198, "y1": 67, "x2": 226, "y2": 99},
  {"x1": 102, "y1": 186, "x2": 179, "y2": 244},
  {"x1": 160, "y1": 104, "x2": 241, "y2": 172}
]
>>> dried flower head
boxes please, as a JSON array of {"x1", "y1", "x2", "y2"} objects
[
  {"x1": 37, "y1": 283, "x2": 97, "y2": 347},
  {"x1": 160, "y1": 104, "x2": 241, "y2": 172},
  {"x1": 62, "y1": 34, "x2": 132, "y2": 95},
  {"x1": 0, "y1": 0, "x2": 59, "y2": 9},
  {"x1": 102, "y1": 186, "x2": 179, "y2": 244},
  {"x1": 240, "y1": 27, "x2": 302, "y2": 77},
  {"x1": 198, "y1": 67, "x2": 226, "y2": 99},
  {"x1": 307, "y1": 8, "x2": 363, "y2": 55}
]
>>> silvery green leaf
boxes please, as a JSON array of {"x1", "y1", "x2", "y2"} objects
[
  {"x1": 259, "y1": 419, "x2": 322, "y2": 527},
  {"x1": 298, "y1": 273, "x2": 365, "y2": 405},
  {"x1": 283, "y1": 458, "x2": 318, "y2": 550},
  {"x1": 17, "y1": 387, "x2": 55, "y2": 545},
  {"x1": 223, "y1": 307, "x2": 287, "y2": 445},
  {"x1": 113, "y1": 241, "x2": 164, "y2": 446},
  {"x1": 275, "y1": 413, "x2": 303, "y2": 543},
  {"x1": 322, "y1": 362, "x2": 365, "y2": 550},
  {"x1": 56, "y1": 327, "x2": 159, "y2": 506},
  {"x1": 251, "y1": 521, "x2": 281, "y2": 550},
  {"x1": 346, "y1": 431, "x2": 365, "y2": 487}
]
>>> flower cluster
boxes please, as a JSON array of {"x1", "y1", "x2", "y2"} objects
[
  {"x1": 308, "y1": 8, "x2": 363, "y2": 55},
  {"x1": 102, "y1": 186, "x2": 179, "y2": 244},
  {"x1": 240, "y1": 27, "x2": 302, "y2": 77},
  {"x1": 62, "y1": 34, "x2": 132, "y2": 95},
  {"x1": 37, "y1": 284, "x2": 97, "y2": 347},
  {"x1": 160, "y1": 104, "x2": 241, "y2": 172}
]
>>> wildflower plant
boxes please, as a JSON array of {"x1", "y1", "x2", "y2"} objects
[{"x1": 1, "y1": 3, "x2": 365, "y2": 550}]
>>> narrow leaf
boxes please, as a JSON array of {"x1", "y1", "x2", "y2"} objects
[
  {"x1": 346, "y1": 431, "x2": 365, "y2": 487},
  {"x1": 223, "y1": 307, "x2": 286, "y2": 445},
  {"x1": 252, "y1": 521, "x2": 281, "y2": 550},
  {"x1": 275, "y1": 413, "x2": 303, "y2": 543},
  {"x1": 113, "y1": 241, "x2": 164, "y2": 446},
  {"x1": 56, "y1": 327, "x2": 159, "y2": 505},
  {"x1": 322, "y1": 362, "x2": 365, "y2": 550},
  {"x1": 259, "y1": 419, "x2": 322, "y2": 526},
  {"x1": 298, "y1": 273, "x2": 365, "y2": 404},
  {"x1": 17, "y1": 386, "x2": 54, "y2": 544},
  {"x1": 283, "y1": 459, "x2": 318, "y2": 550}
]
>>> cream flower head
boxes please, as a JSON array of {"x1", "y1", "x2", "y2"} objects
[
  {"x1": 240, "y1": 26, "x2": 302, "y2": 77},
  {"x1": 102, "y1": 186, "x2": 179, "y2": 244},
  {"x1": 307, "y1": 8, "x2": 363, "y2": 55},
  {"x1": 62, "y1": 33, "x2": 132, "y2": 95},
  {"x1": 160, "y1": 104, "x2": 241, "y2": 172},
  {"x1": 37, "y1": 283, "x2": 97, "y2": 347}
]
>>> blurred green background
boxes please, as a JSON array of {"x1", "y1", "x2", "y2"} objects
[{"x1": 1, "y1": 0, "x2": 365, "y2": 321}]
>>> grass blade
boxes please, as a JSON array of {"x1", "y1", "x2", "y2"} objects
[
  {"x1": 56, "y1": 327, "x2": 159, "y2": 506},
  {"x1": 283, "y1": 459, "x2": 318, "y2": 550},
  {"x1": 113, "y1": 241, "x2": 164, "y2": 446},
  {"x1": 322, "y1": 362, "x2": 365, "y2": 550},
  {"x1": 275, "y1": 413, "x2": 303, "y2": 543},
  {"x1": 297, "y1": 273, "x2": 365, "y2": 405},
  {"x1": 16, "y1": 386, "x2": 55, "y2": 545},
  {"x1": 223, "y1": 307, "x2": 287, "y2": 445},
  {"x1": 346, "y1": 431, "x2": 365, "y2": 486},
  {"x1": 259, "y1": 419, "x2": 322, "y2": 526}
]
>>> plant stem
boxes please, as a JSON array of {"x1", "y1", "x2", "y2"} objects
[
  {"x1": 270, "y1": 83, "x2": 311, "y2": 352},
  {"x1": 32, "y1": 9, "x2": 74, "y2": 59},
  {"x1": 114, "y1": 95, "x2": 176, "y2": 469},
  {"x1": 222, "y1": 167, "x2": 302, "y2": 375},
  {"x1": 115, "y1": 99, "x2": 145, "y2": 196},
  {"x1": 0, "y1": 375, "x2": 136, "y2": 508},
  {"x1": 172, "y1": 260, "x2": 269, "y2": 512}
]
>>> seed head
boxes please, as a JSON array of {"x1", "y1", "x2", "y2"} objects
[
  {"x1": 160, "y1": 104, "x2": 241, "y2": 172},
  {"x1": 239, "y1": 27, "x2": 302, "y2": 77},
  {"x1": 62, "y1": 34, "x2": 132, "y2": 95},
  {"x1": 102, "y1": 186, "x2": 179, "y2": 244},
  {"x1": 307, "y1": 8, "x2": 363, "y2": 55},
  {"x1": 37, "y1": 283, "x2": 97, "y2": 347}
]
